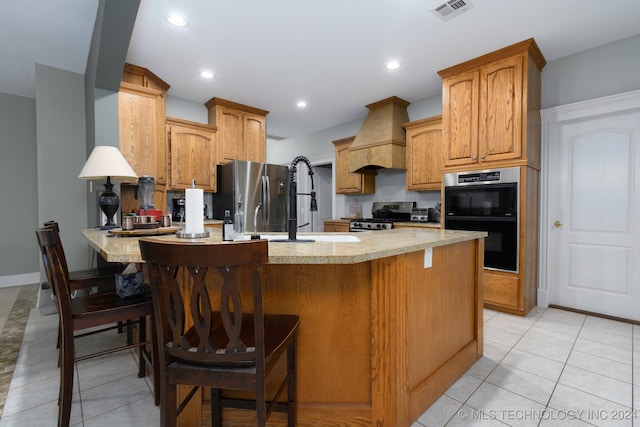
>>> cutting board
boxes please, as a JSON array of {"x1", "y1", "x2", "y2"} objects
[{"x1": 108, "y1": 226, "x2": 179, "y2": 236}]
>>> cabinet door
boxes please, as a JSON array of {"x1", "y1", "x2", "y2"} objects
[
  {"x1": 168, "y1": 122, "x2": 217, "y2": 191},
  {"x1": 479, "y1": 55, "x2": 523, "y2": 163},
  {"x1": 217, "y1": 107, "x2": 243, "y2": 164},
  {"x1": 243, "y1": 113, "x2": 266, "y2": 163},
  {"x1": 333, "y1": 138, "x2": 374, "y2": 194},
  {"x1": 406, "y1": 118, "x2": 443, "y2": 191},
  {"x1": 442, "y1": 70, "x2": 479, "y2": 168},
  {"x1": 118, "y1": 84, "x2": 166, "y2": 183}
]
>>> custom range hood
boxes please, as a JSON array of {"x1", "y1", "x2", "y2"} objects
[{"x1": 349, "y1": 96, "x2": 410, "y2": 173}]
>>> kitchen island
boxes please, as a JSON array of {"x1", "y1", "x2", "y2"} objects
[{"x1": 83, "y1": 228, "x2": 485, "y2": 426}]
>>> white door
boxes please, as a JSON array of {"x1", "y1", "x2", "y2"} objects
[{"x1": 547, "y1": 111, "x2": 640, "y2": 320}]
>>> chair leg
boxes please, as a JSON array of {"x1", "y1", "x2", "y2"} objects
[
  {"x1": 287, "y1": 337, "x2": 297, "y2": 427},
  {"x1": 138, "y1": 316, "x2": 146, "y2": 378},
  {"x1": 58, "y1": 325, "x2": 75, "y2": 427},
  {"x1": 151, "y1": 314, "x2": 160, "y2": 406},
  {"x1": 210, "y1": 388, "x2": 222, "y2": 427},
  {"x1": 162, "y1": 382, "x2": 178, "y2": 427}
]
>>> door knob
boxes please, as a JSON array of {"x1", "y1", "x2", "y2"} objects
[{"x1": 554, "y1": 221, "x2": 562, "y2": 228}]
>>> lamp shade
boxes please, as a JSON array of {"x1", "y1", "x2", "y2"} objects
[{"x1": 78, "y1": 146, "x2": 138, "y2": 180}]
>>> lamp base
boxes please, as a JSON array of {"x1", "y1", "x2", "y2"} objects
[{"x1": 99, "y1": 177, "x2": 120, "y2": 230}]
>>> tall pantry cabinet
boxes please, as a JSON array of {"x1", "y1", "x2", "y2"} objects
[
  {"x1": 118, "y1": 65, "x2": 170, "y2": 215},
  {"x1": 438, "y1": 39, "x2": 546, "y2": 316}
]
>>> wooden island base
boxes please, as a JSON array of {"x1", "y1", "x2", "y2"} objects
[
  {"x1": 184, "y1": 240, "x2": 484, "y2": 426},
  {"x1": 83, "y1": 228, "x2": 484, "y2": 426}
]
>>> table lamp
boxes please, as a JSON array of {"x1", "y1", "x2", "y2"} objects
[{"x1": 78, "y1": 146, "x2": 138, "y2": 229}]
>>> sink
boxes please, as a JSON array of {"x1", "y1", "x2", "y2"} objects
[{"x1": 253, "y1": 234, "x2": 360, "y2": 243}]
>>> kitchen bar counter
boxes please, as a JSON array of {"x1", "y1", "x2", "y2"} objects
[
  {"x1": 82, "y1": 228, "x2": 485, "y2": 426},
  {"x1": 83, "y1": 227, "x2": 480, "y2": 264}
]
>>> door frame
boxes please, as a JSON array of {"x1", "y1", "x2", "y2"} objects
[{"x1": 538, "y1": 89, "x2": 640, "y2": 307}]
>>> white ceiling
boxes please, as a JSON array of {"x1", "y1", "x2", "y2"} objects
[{"x1": 3, "y1": 0, "x2": 640, "y2": 140}]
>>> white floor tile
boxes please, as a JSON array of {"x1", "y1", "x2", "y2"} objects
[
  {"x1": 416, "y1": 394, "x2": 463, "y2": 427},
  {"x1": 573, "y1": 337, "x2": 633, "y2": 365},
  {"x1": 484, "y1": 325, "x2": 523, "y2": 348},
  {"x1": 548, "y1": 383, "x2": 633, "y2": 427},
  {"x1": 583, "y1": 316, "x2": 633, "y2": 338},
  {"x1": 79, "y1": 372, "x2": 153, "y2": 421},
  {"x1": 444, "y1": 374, "x2": 483, "y2": 402},
  {"x1": 566, "y1": 350, "x2": 632, "y2": 383},
  {"x1": 500, "y1": 349, "x2": 565, "y2": 382},
  {"x1": 444, "y1": 405, "x2": 509, "y2": 426},
  {"x1": 465, "y1": 382, "x2": 545, "y2": 426},
  {"x1": 539, "y1": 309, "x2": 586, "y2": 327},
  {"x1": 466, "y1": 356, "x2": 498, "y2": 381},
  {"x1": 485, "y1": 364, "x2": 557, "y2": 405},
  {"x1": 579, "y1": 326, "x2": 633, "y2": 350},
  {"x1": 537, "y1": 408, "x2": 598, "y2": 426},
  {"x1": 482, "y1": 340, "x2": 511, "y2": 364},
  {"x1": 531, "y1": 318, "x2": 581, "y2": 338},
  {"x1": 0, "y1": 397, "x2": 83, "y2": 427},
  {"x1": 558, "y1": 365, "x2": 632, "y2": 407},
  {"x1": 513, "y1": 336, "x2": 572, "y2": 363},
  {"x1": 523, "y1": 326, "x2": 577, "y2": 347}
]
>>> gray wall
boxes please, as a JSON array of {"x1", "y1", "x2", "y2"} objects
[
  {"x1": 542, "y1": 33, "x2": 640, "y2": 109},
  {"x1": 0, "y1": 93, "x2": 38, "y2": 279},
  {"x1": 35, "y1": 64, "x2": 89, "y2": 275}
]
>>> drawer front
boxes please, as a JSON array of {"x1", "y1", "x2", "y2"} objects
[{"x1": 484, "y1": 271, "x2": 520, "y2": 309}]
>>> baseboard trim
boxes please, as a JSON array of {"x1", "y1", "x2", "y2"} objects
[
  {"x1": 548, "y1": 304, "x2": 639, "y2": 325},
  {"x1": 0, "y1": 272, "x2": 40, "y2": 289}
]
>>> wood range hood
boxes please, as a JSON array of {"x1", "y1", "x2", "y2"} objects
[{"x1": 348, "y1": 96, "x2": 410, "y2": 173}]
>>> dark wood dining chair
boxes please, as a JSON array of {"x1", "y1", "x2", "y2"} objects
[
  {"x1": 36, "y1": 227, "x2": 159, "y2": 427},
  {"x1": 40, "y1": 221, "x2": 131, "y2": 350},
  {"x1": 43, "y1": 220, "x2": 124, "y2": 289},
  {"x1": 139, "y1": 238, "x2": 299, "y2": 427}
]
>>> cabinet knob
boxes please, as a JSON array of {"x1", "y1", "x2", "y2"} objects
[
  {"x1": 472, "y1": 156, "x2": 477, "y2": 161},
  {"x1": 554, "y1": 221, "x2": 562, "y2": 228},
  {"x1": 480, "y1": 155, "x2": 485, "y2": 159}
]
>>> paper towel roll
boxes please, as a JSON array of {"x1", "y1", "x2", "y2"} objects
[{"x1": 185, "y1": 188, "x2": 204, "y2": 234}]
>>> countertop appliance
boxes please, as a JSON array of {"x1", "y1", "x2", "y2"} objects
[
  {"x1": 443, "y1": 167, "x2": 519, "y2": 272},
  {"x1": 213, "y1": 160, "x2": 289, "y2": 233},
  {"x1": 349, "y1": 201, "x2": 415, "y2": 231}
]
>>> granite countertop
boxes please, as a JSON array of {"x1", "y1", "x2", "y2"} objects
[{"x1": 82, "y1": 228, "x2": 486, "y2": 265}]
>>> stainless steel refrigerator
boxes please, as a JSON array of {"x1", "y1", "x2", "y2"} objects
[{"x1": 213, "y1": 160, "x2": 290, "y2": 233}]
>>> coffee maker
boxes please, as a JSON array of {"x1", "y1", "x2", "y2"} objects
[{"x1": 172, "y1": 198, "x2": 185, "y2": 222}]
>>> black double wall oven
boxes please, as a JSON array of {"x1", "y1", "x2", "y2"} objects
[{"x1": 443, "y1": 167, "x2": 519, "y2": 273}]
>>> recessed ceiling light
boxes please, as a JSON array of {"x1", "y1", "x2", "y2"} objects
[
  {"x1": 166, "y1": 14, "x2": 187, "y2": 27},
  {"x1": 386, "y1": 61, "x2": 401, "y2": 70},
  {"x1": 297, "y1": 101, "x2": 307, "y2": 108},
  {"x1": 200, "y1": 71, "x2": 214, "y2": 79}
]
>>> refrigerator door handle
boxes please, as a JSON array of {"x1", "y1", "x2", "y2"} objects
[{"x1": 261, "y1": 176, "x2": 270, "y2": 226}]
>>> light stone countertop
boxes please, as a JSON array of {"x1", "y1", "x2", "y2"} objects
[{"x1": 82, "y1": 228, "x2": 486, "y2": 265}]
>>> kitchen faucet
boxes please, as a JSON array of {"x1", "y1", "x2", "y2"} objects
[{"x1": 286, "y1": 155, "x2": 317, "y2": 242}]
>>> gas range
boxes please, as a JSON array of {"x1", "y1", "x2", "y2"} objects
[{"x1": 349, "y1": 201, "x2": 415, "y2": 232}]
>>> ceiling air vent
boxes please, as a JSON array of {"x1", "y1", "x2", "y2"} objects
[
  {"x1": 266, "y1": 134, "x2": 286, "y2": 141},
  {"x1": 431, "y1": 0, "x2": 473, "y2": 22}
]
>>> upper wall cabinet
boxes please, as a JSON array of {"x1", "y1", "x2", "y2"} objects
[
  {"x1": 166, "y1": 117, "x2": 217, "y2": 192},
  {"x1": 332, "y1": 136, "x2": 375, "y2": 194},
  {"x1": 404, "y1": 115, "x2": 443, "y2": 191},
  {"x1": 438, "y1": 38, "x2": 546, "y2": 171},
  {"x1": 118, "y1": 82, "x2": 167, "y2": 184},
  {"x1": 205, "y1": 97, "x2": 268, "y2": 164}
]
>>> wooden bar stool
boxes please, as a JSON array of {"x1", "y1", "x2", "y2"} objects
[{"x1": 139, "y1": 238, "x2": 299, "y2": 427}]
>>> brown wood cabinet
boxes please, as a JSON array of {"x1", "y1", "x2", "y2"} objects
[
  {"x1": 118, "y1": 65, "x2": 170, "y2": 215},
  {"x1": 166, "y1": 117, "x2": 217, "y2": 192},
  {"x1": 323, "y1": 219, "x2": 350, "y2": 232},
  {"x1": 438, "y1": 38, "x2": 546, "y2": 171},
  {"x1": 332, "y1": 136, "x2": 375, "y2": 194},
  {"x1": 119, "y1": 82, "x2": 167, "y2": 183},
  {"x1": 404, "y1": 115, "x2": 443, "y2": 191},
  {"x1": 205, "y1": 97, "x2": 268, "y2": 164}
]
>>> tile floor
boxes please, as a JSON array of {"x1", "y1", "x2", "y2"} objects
[{"x1": 0, "y1": 285, "x2": 638, "y2": 426}]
